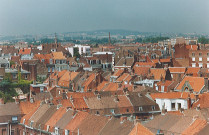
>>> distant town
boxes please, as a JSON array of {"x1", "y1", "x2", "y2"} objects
[{"x1": 1, "y1": 30, "x2": 209, "y2": 135}]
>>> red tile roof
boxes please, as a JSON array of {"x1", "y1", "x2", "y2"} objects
[
  {"x1": 150, "y1": 92, "x2": 195, "y2": 100},
  {"x1": 182, "y1": 119, "x2": 207, "y2": 135},
  {"x1": 52, "y1": 52, "x2": 66, "y2": 59},
  {"x1": 175, "y1": 76, "x2": 206, "y2": 92},
  {"x1": 129, "y1": 123, "x2": 154, "y2": 135},
  {"x1": 192, "y1": 93, "x2": 209, "y2": 109},
  {"x1": 186, "y1": 45, "x2": 198, "y2": 50},
  {"x1": 19, "y1": 48, "x2": 31, "y2": 55},
  {"x1": 169, "y1": 67, "x2": 186, "y2": 73},
  {"x1": 150, "y1": 68, "x2": 166, "y2": 80},
  {"x1": 64, "y1": 111, "x2": 89, "y2": 133},
  {"x1": 103, "y1": 82, "x2": 119, "y2": 91},
  {"x1": 44, "y1": 107, "x2": 67, "y2": 132}
]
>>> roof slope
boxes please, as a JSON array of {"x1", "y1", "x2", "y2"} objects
[
  {"x1": 129, "y1": 123, "x2": 154, "y2": 135},
  {"x1": 98, "y1": 118, "x2": 134, "y2": 135}
]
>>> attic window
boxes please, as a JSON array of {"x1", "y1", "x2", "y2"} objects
[
  {"x1": 30, "y1": 121, "x2": 34, "y2": 128},
  {"x1": 184, "y1": 86, "x2": 189, "y2": 91},
  {"x1": 139, "y1": 107, "x2": 143, "y2": 111},
  {"x1": 110, "y1": 109, "x2": 115, "y2": 114},
  {"x1": 12, "y1": 116, "x2": 18, "y2": 122},
  {"x1": 152, "y1": 106, "x2": 155, "y2": 111},
  {"x1": 126, "y1": 109, "x2": 129, "y2": 112}
]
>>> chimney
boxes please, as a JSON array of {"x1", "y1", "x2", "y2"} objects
[
  {"x1": 70, "y1": 95, "x2": 73, "y2": 102},
  {"x1": 204, "y1": 77, "x2": 208, "y2": 92},
  {"x1": 194, "y1": 94, "x2": 199, "y2": 102},
  {"x1": 114, "y1": 94, "x2": 119, "y2": 102},
  {"x1": 187, "y1": 94, "x2": 191, "y2": 109}
]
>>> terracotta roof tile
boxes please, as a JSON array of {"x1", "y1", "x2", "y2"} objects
[
  {"x1": 129, "y1": 123, "x2": 154, "y2": 135},
  {"x1": 19, "y1": 101, "x2": 41, "y2": 115},
  {"x1": 150, "y1": 68, "x2": 166, "y2": 80},
  {"x1": 169, "y1": 67, "x2": 186, "y2": 73},
  {"x1": 52, "y1": 52, "x2": 66, "y2": 59},
  {"x1": 19, "y1": 48, "x2": 31, "y2": 55},
  {"x1": 64, "y1": 111, "x2": 89, "y2": 133},
  {"x1": 103, "y1": 82, "x2": 119, "y2": 91},
  {"x1": 116, "y1": 73, "x2": 132, "y2": 82},
  {"x1": 192, "y1": 93, "x2": 209, "y2": 109},
  {"x1": 112, "y1": 69, "x2": 124, "y2": 77},
  {"x1": 44, "y1": 107, "x2": 67, "y2": 132},
  {"x1": 175, "y1": 76, "x2": 205, "y2": 92},
  {"x1": 182, "y1": 119, "x2": 207, "y2": 135}
]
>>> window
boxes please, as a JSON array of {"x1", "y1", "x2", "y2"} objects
[
  {"x1": 126, "y1": 109, "x2": 129, "y2": 112},
  {"x1": 152, "y1": 106, "x2": 155, "y2": 111},
  {"x1": 156, "y1": 86, "x2": 158, "y2": 91},
  {"x1": 55, "y1": 127, "x2": 59, "y2": 134},
  {"x1": 192, "y1": 57, "x2": 195, "y2": 61},
  {"x1": 41, "y1": 59, "x2": 45, "y2": 62},
  {"x1": 207, "y1": 53, "x2": 209, "y2": 56},
  {"x1": 30, "y1": 121, "x2": 34, "y2": 127},
  {"x1": 207, "y1": 57, "x2": 209, "y2": 61},
  {"x1": 52, "y1": 67, "x2": 55, "y2": 72},
  {"x1": 171, "y1": 103, "x2": 175, "y2": 110},
  {"x1": 65, "y1": 130, "x2": 70, "y2": 135},
  {"x1": 40, "y1": 87, "x2": 44, "y2": 93},
  {"x1": 199, "y1": 57, "x2": 202, "y2": 62},
  {"x1": 192, "y1": 53, "x2": 195, "y2": 56},
  {"x1": 192, "y1": 63, "x2": 196, "y2": 67},
  {"x1": 199, "y1": 53, "x2": 202, "y2": 56},
  {"x1": 25, "y1": 75, "x2": 28, "y2": 79},
  {"x1": 96, "y1": 111, "x2": 100, "y2": 115},
  {"x1": 12, "y1": 116, "x2": 18, "y2": 122},
  {"x1": 207, "y1": 63, "x2": 209, "y2": 68},
  {"x1": 139, "y1": 107, "x2": 143, "y2": 111},
  {"x1": 110, "y1": 109, "x2": 115, "y2": 114},
  {"x1": 13, "y1": 74, "x2": 17, "y2": 79},
  {"x1": 50, "y1": 59, "x2": 53, "y2": 64},
  {"x1": 48, "y1": 67, "x2": 50, "y2": 72},
  {"x1": 161, "y1": 86, "x2": 165, "y2": 92},
  {"x1": 199, "y1": 63, "x2": 203, "y2": 68}
]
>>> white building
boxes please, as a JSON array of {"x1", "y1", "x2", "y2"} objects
[
  {"x1": 151, "y1": 92, "x2": 195, "y2": 112},
  {"x1": 66, "y1": 44, "x2": 91, "y2": 57}
]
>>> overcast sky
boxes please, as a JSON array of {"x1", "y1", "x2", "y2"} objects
[{"x1": 0, "y1": 0, "x2": 209, "y2": 35}]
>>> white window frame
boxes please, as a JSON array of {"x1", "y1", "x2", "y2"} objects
[
  {"x1": 161, "y1": 86, "x2": 165, "y2": 92},
  {"x1": 192, "y1": 63, "x2": 196, "y2": 67},
  {"x1": 199, "y1": 63, "x2": 203, "y2": 68},
  {"x1": 192, "y1": 57, "x2": 195, "y2": 61},
  {"x1": 199, "y1": 57, "x2": 202, "y2": 62},
  {"x1": 139, "y1": 107, "x2": 143, "y2": 111}
]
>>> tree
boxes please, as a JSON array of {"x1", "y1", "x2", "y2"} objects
[{"x1": 74, "y1": 48, "x2": 80, "y2": 59}]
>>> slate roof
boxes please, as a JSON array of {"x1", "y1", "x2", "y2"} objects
[{"x1": 115, "y1": 57, "x2": 134, "y2": 67}]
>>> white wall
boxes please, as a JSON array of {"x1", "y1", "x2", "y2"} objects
[{"x1": 156, "y1": 98, "x2": 188, "y2": 111}]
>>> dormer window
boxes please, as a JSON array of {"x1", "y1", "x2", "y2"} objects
[
  {"x1": 139, "y1": 107, "x2": 143, "y2": 111},
  {"x1": 152, "y1": 106, "x2": 155, "y2": 111},
  {"x1": 30, "y1": 121, "x2": 34, "y2": 128},
  {"x1": 110, "y1": 109, "x2": 115, "y2": 114},
  {"x1": 12, "y1": 116, "x2": 18, "y2": 123},
  {"x1": 55, "y1": 127, "x2": 59, "y2": 134}
]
